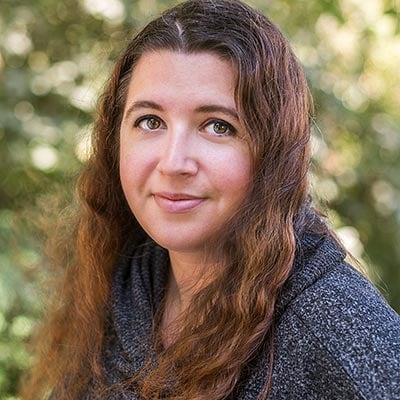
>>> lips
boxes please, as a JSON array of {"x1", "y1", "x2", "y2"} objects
[{"x1": 153, "y1": 192, "x2": 205, "y2": 213}]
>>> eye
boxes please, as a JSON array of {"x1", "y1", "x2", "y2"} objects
[
  {"x1": 203, "y1": 119, "x2": 236, "y2": 136},
  {"x1": 134, "y1": 115, "x2": 165, "y2": 131}
]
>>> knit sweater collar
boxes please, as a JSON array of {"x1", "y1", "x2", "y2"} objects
[
  {"x1": 102, "y1": 241, "x2": 169, "y2": 384},
  {"x1": 99, "y1": 233, "x2": 345, "y2": 399}
]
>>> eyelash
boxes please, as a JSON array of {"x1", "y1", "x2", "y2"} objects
[
  {"x1": 133, "y1": 115, "x2": 237, "y2": 136},
  {"x1": 203, "y1": 119, "x2": 237, "y2": 136},
  {"x1": 133, "y1": 115, "x2": 165, "y2": 130}
]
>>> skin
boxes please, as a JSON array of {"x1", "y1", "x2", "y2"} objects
[{"x1": 119, "y1": 51, "x2": 251, "y2": 335}]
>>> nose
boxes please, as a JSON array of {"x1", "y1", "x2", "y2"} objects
[{"x1": 156, "y1": 127, "x2": 198, "y2": 177}]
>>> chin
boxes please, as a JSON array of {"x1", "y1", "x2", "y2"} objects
[{"x1": 146, "y1": 232, "x2": 207, "y2": 254}]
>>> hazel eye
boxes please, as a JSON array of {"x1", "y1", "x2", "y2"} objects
[
  {"x1": 204, "y1": 120, "x2": 236, "y2": 136},
  {"x1": 134, "y1": 116, "x2": 164, "y2": 131}
]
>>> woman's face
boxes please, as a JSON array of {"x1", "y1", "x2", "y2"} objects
[{"x1": 119, "y1": 50, "x2": 251, "y2": 257}]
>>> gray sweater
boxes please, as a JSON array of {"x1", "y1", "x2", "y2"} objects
[
  {"x1": 94, "y1": 233, "x2": 400, "y2": 399},
  {"x1": 234, "y1": 234, "x2": 400, "y2": 399}
]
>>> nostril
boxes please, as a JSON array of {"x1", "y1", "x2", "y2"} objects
[
  {"x1": 157, "y1": 150, "x2": 198, "y2": 176},
  {"x1": 156, "y1": 131, "x2": 199, "y2": 176}
]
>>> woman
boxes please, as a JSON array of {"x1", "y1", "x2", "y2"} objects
[{"x1": 23, "y1": 0, "x2": 400, "y2": 399}]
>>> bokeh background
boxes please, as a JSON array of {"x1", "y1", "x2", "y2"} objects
[{"x1": 0, "y1": 0, "x2": 399, "y2": 398}]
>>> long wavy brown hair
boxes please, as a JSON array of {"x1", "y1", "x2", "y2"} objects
[{"x1": 22, "y1": 0, "x2": 336, "y2": 399}]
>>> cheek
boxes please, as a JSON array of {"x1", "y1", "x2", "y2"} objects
[
  {"x1": 119, "y1": 143, "x2": 151, "y2": 195},
  {"x1": 233, "y1": 154, "x2": 251, "y2": 184},
  {"x1": 119, "y1": 149, "x2": 135, "y2": 191},
  {"x1": 213, "y1": 148, "x2": 252, "y2": 198}
]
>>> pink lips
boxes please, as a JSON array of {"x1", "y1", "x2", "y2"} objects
[{"x1": 153, "y1": 192, "x2": 205, "y2": 213}]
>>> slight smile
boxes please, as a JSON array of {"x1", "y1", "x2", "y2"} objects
[{"x1": 153, "y1": 192, "x2": 205, "y2": 213}]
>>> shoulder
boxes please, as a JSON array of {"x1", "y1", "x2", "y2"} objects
[
  {"x1": 288, "y1": 259, "x2": 399, "y2": 336},
  {"x1": 273, "y1": 260, "x2": 400, "y2": 399}
]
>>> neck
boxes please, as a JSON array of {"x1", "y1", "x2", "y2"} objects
[
  {"x1": 168, "y1": 250, "x2": 216, "y2": 309},
  {"x1": 161, "y1": 250, "x2": 217, "y2": 346}
]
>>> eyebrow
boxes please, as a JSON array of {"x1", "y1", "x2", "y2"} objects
[{"x1": 123, "y1": 100, "x2": 239, "y2": 122}]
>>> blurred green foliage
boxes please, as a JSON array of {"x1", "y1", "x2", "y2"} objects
[{"x1": 0, "y1": 0, "x2": 399, "y2": 398}]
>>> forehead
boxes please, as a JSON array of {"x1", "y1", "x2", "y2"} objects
[{"x1": 125, "y1": 50, "x2": 237, "y2": 107}]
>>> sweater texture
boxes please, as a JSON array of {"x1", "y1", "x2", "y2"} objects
[{"x1": 88, "y1": 233, "x2": 400, "y2": 399}]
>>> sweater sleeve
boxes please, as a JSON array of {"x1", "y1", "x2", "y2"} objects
[{"x1": 270, "y1": 263, "x2": 400, "y2": 400}]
